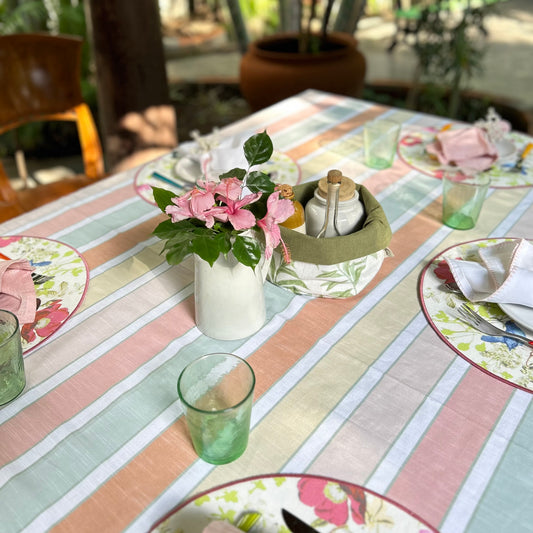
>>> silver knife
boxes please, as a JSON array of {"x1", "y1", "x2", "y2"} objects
[{"x1": 281, "y1": 509, "x2": 320, "y2": 533}]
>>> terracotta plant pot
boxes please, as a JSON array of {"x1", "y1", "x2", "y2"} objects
[{"x1": 239, "y1": 32, "x2": 366, "y2": 111}]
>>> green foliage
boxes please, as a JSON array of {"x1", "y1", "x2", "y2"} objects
[{"x1": 406, "y1": 1, "x2": 502, "y2": 118}]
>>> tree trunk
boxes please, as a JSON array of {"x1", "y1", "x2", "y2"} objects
[{"x1": 85, "y1": 0, "x2": 177, "y2": 170}]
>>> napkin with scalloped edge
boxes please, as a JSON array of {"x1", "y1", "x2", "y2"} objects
[
  {"x1": 445, "y1": 239, "x2": 533, "y2": 308},
  {"x1": 0, "y1": 258, "x2": 36, "y2": 324},
  {"x1": 426, "y1": 126, "x2": 498, "y2": 172}
]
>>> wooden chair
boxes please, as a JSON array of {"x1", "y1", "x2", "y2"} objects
[{"x1": 0, "y1": 33, "x2": 106, "y2": 221}]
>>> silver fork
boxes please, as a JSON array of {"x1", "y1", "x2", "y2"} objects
[{"x1": 457, "y1": 304, "x2": 533, "y2": 348}]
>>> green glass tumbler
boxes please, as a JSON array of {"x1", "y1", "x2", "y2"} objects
[
  {"x1": 442, "y1": 171, "x2": 490, "y2": 230},
  {"x1": 364, "y1": 119, "x2": 401, "y2": 169},
  {"x1": 177, "y1": 353, "x2": 255, "y2": 465},
  {"x1": 0, "y1": 310, "x2": 25, "y2": 406}
]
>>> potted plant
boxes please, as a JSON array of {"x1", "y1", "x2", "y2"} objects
[{"x1": 236, "y1": 0, "x2": 368, "y2": 111}]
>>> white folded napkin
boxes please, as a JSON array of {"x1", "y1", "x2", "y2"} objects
[
  {"x1": 174, "y1": 130, "x2": 257, "y2": 183},
  {"x1": 445, "y1": 239, "x2": 533, "y2": 308},
  {"x1": 200, "y1": 130, "x2": 256, "y2": 181}
]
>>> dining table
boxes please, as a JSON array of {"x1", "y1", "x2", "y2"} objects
[{"x1": 1, "y1": 88, "x2": 532, "y2": 533}]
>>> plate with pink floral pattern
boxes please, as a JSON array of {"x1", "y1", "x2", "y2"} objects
[
  {"x1": 0, "y1": 236, "x2": 89, "y2": 354},
  {"x1": 398, "y1": 129, "x2": 533, "y2": 188},
  {"x1": 420, "y1": 238, "x2": 533, "y2": 393},
  {"x1": 150, "y1": 474, "x2": 439, "y2": 532}
]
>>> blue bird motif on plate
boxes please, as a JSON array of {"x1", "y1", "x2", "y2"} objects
[{"x1": 481, "y1": 321, "x2": 527, "y2": 350}]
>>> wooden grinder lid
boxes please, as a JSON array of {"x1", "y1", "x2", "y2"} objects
[{"x1": 317, "y1": 169, "x2": 356, "y2": 201}]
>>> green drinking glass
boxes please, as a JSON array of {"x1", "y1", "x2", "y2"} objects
[
  {"x1": 442, "y1": 171, "x2": 490, "y2": 230},
  {"x1": 0, "y1": 310, "x2": 25, "y2": 406},
  {"x1": 177, "y1": 353, "x2": 255, "y2": 465},
  {"x1": 364, "y1": 119, "x2": 401, "y2": 170}
]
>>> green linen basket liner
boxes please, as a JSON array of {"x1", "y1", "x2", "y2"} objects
[{"x1": 268, "y1": 180, "x2": 392, "y2": 298}]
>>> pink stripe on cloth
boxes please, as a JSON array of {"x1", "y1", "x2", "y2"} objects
[
  {"x1": 12, "y1": 182, "x2": 136, "y2": 237},
  {"x1": 0, "y1": 298, "x2": 195, "y2": 464},
  {"x1": 387, "y1": 366, "x2": 513, "y2": 527},
  {"x1": 363, "y1": 158, "x2": 416, "y2": 196}
]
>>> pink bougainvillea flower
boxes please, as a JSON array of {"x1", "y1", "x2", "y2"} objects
[
  {"x1": 214, "y1": 177, "x2": 262, "y2": 231},
  {"x1": 256, "y1": 192, "x2": 294, "y2": 259},
  {"x1": 214, "y1": 177, "x2": 243, "y2": 201},
  {"x1": 21, "y1": 300, "x2": 70, "y2": 343},
  {"x1": 166, "y1": 187, "x2": 228, "y2": 228},
  {"x1": 297, "y1": 477, "x2": 367, "y2": 527}
]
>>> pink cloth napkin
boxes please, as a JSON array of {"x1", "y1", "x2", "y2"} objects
[
  {"x1": 202, "y1": 521, "x2": 241, "y2": 533},
  {"x1": 426, "y1": 127, "x2": 498, "y2": 172},
  {"x1": 0, "y1": 259, "x2": 36, "y2": 325}
]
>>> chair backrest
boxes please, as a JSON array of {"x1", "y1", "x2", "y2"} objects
[{"x1": 0, "y1": 33, "x2": 105, "y2": 180}]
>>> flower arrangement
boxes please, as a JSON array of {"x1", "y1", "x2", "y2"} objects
[{"x1": 152, "y1": 131, "x2": 294, "y2": 269}]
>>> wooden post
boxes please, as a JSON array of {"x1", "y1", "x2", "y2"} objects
[{"x1": 85, "y1": 0, "x2": 177, "y2": 169}]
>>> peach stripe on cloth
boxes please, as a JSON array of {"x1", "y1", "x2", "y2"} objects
[{"x1": 0, "y1": 258, "x2": 36, "y2": 325}]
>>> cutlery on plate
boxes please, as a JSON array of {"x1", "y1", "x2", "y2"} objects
[
  {"x1": 457, "y1": 304, "x2": 533, "y2": 347},
  {"x1": 31, "y1": 273, "x2": 53, "y2": 284},
  {"x1": 508, "y1": 142, "x2": 533, "y2": 173},
  {"x1": 234, "y1": 511, "x2": 261, "y2": 532},
  {"x1": 151, "y1": 171, "x2": 184, "y2": 189},
  {"x1": 282, "y1": 509, "x2": 320, "y2": 533},
  {"x1": 441, "y1": 281, "x2": 462, "y2": 294}
]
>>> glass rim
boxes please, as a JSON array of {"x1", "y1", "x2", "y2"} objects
[
  {"x1": 442, "y1": 172, "x2": 491, "y2": 186},
  {"x1": 177, "y1": 352, "x2": 255, "y2": 414},
  {"x1": 0, "y1": 309, "x2": 20, "y2": 348}
]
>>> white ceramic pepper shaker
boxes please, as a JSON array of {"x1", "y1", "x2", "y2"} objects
[{"x1": 305, "y1": 170, "x2": 365, "y2": 237}]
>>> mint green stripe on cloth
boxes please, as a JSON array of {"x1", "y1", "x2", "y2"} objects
[
  {"x1": 465, "y1": 399, "x2": 533, "y2": 533},
  {"x1": 55, "y1": 199, "x2": 157, "y2": 249},
  {"x1": 271, "y1": 101, "x2": 370, "y2": 147}
]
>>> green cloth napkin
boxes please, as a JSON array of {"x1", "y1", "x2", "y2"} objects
[{"x1": 279, "y1": 181, "x2": 392, "y2": 265}]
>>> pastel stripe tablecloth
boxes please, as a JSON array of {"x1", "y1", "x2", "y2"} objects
[{"x1": 1, "y1": 90, "x2": 532, "y2": 533}]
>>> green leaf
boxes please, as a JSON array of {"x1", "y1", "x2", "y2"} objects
[
  {"x1": 213, "y1": 232, "x2": 232, "y2": 255},
  {"x1": 153, "y1": 219, "x2": 179, "y2": 239},
  {"x1": 191, "y1": 235, "x2": 221, "y2": 266},
  {"x1": 152, "y1": 186, "x2": 178, "y2": 213},
  {"x1": 165, "y1": 244, "x2": 192, "y2": 265},
  {"x1": 458, "y1": 342, "x2": 471, "y2": 351},
  {"x1": 244, "y1": 131, "x2": 273, "y2": 166},
  {"x1": 219, "y1": 167, "x2": 246, "y2": 181},
  {"x1": 232, "y1": 236, "x2": 261, "y2": 269},
  {"x1": 246, "y1": 171, "x2": 275, "y2": 194}
]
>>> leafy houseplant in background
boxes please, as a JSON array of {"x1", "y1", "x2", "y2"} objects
[
  {"x1": 236, "y1": 0, "x2": 368, "y2": 111},
  {"x1": 405, "y1": 0, "x2": 502, "y2": 120},
  {"x1": 152, "y1": 132, "x2": 294, "y2": 341}
]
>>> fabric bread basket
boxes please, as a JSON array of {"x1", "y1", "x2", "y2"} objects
[{"x1": 268, "y1": 180, "x2": 392, "y2": 298}]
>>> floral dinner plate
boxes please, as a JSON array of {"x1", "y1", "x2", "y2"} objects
[
  {"x1": 0, "y1": 236, "x2": 88, "y2": 354},
  {"x1": 398, "y1": 129, "x2": 533, "y2": 188},
  {"x1": 150, "y1": 474, "x2": 438, "y2": 533},
  {"x1": 134, "y1": 150, "x2": 301, "y2": 206},
  {"x1": 420, "y1": 238, "x2": 533, "y2": 393}
]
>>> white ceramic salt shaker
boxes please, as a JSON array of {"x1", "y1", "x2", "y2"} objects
[{"x1": 305, "y1": 170, "x2": 365, "y2": 237}]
